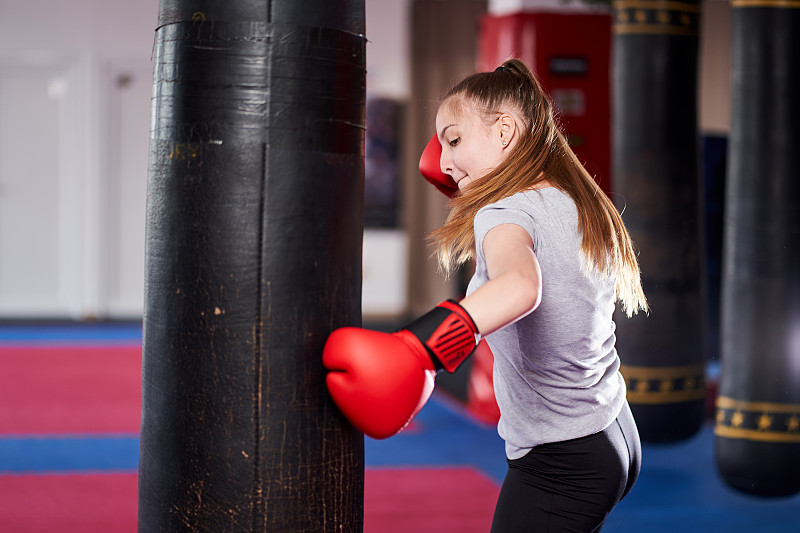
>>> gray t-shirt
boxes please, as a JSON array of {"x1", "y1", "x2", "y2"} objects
[{"x1": 467, "y1": 188, "x2": 625, "y2": 459}]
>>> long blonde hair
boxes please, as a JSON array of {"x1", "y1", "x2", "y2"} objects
[{"x1": 429, "y1": 59, "x2": 647, "y2": 317}]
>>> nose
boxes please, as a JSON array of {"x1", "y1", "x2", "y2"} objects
[{"x1": 440, "y1": 148, "x2": 453, "y2": 176}]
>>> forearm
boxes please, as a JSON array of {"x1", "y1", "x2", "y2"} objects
[{"x1": 459, "y1": 269, "x2": 540, "y2": 335}]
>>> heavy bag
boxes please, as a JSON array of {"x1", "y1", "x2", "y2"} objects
[
  {"x1": 715, "y1": 3, "x2": 800, "y2": 498},
  {"x1": 137, "y1": 0, "x2": 367, "y2": 530},
  {"x1": 611, "y1": 1, "x2": 706, "y2": 443}
]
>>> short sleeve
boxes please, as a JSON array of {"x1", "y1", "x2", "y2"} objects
[{"x1": 474, "y1": 203, "x2": 537, "y2": 257}]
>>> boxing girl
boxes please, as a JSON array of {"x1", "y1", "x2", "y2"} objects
[{"x1": 325, "y1": 58, "x2": 647, "y2": 531}]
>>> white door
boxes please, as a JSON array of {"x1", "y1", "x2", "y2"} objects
[{"x1": 0, "y1": 60, "x2": 84, "y2": 318}]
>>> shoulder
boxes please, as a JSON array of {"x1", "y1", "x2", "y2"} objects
[
  {"x1": 474, "y1": 189, "x2": 577, "y2": 248},
  {"x1": 477, "y1": 189, "x2": 537, "y2": 217},
  {"x1": 474, "y1": 191, "x2": 537, "y2": 250},
  {"x1": 476, "y1": 191, "x2": 531, "y2": 224},
  {"x1": 476, "y1": 188, "x2": 569, "y2": 226}
]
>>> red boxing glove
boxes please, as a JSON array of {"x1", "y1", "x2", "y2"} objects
[
  {"x1": 323, "y1": 328, "x2": 436, "y2": 439},
  {"x1": 419, "y1": 134, "x2": 458, "y2": 197},
  {"x1": 323, "y1": 300, "x2": 479, "y2": 439},
  {"x1": 397, "y1": 299, "x2": 480, "y2": 373}
]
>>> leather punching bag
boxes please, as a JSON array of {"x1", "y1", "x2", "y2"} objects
[
  {"x1": 137, "y1": 1, "x2": 367, "y2": 530},
  {"x1": 612, "y1": 1, "x2": 706, "y2": 443},
  {"x1": 715, "y1": 2, "x2": 800, "y2": 498}
]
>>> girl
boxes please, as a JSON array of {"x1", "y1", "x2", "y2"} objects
[{"x1": 432, "y1": 59, "x2": 647, "y2": 532}]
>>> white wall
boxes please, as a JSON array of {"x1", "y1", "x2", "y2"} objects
[
  {"x1": 489, "y1": 0, "x2": 607, "y2": 14},
  {"x1": 0, "y1": 0, "x2": 158, "y2": 319},
  {"x1": 362, "y1": 0, "x2": 412, "y2": 318},
  {"x1": 366, "y1": 0, "x2": 411, "y2": 99},
  {"x1": 0, "y1": 0, "x2": 413, "y2": 320}
]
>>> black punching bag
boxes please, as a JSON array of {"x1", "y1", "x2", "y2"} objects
[
  {"x1": 715, "y1": 4, "x2": 800, "y2": 498},
  {"x1": 137, "y1": 1, "x2": 367, "y2": 531},
  {"x1": 612, "y1": 1, "x2": 706, "y2": 442}
]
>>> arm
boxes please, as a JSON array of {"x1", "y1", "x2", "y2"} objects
[
  {"x1": 460, "y1": 223, "x2": 542, "y2": 335},
  {"x1": 322, "y1": 224, "x2": 539, "y2": 439}
]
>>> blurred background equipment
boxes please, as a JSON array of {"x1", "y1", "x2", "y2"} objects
[
  {"x1": 715, "y1": 1, "x2": 800, "y2": 498},
  {"x1": 611, "y1": 0, "x2": 706, "y2": 443}
]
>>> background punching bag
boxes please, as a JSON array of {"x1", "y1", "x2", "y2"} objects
[
  {"x1": 137, "y1": 1, "x2": 366, "y2": 531},
  {"x1": 715, "y1": 3, "x2": 800, "y2": 498},
  {"x1": 612, "y1": 1, "x2": 706, "y2": 442}
]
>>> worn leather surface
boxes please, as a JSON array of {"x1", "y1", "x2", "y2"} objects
[
  {"x1": 612, "y1": 1, "x2": 705, "y2": 444},
  {"x1": 716, "y1": 6, "x2": 800, "y2": 498},
  {"x1": 138, "y1": 1, "x2": 367, "y2": 530}
]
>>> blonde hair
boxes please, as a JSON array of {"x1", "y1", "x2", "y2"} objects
[{"x1": 429, "y1": 59, "x2": 648, "y2": 317}]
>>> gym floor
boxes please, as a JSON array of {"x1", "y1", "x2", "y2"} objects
[{"x1": 0, "y1": 323, "x2": 797, "y2": 532}]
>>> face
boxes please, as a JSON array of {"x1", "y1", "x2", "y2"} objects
[{"x1": 435, "y1": 100, "x2": 508, "y2": 192}]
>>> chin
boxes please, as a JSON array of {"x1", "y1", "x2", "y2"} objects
[{"x1": 460, "y1": 179, "x2": 482, "y2": 194}]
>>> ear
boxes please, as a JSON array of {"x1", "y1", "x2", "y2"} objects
[{"x1": 497, "y1": 113, "x2": 518, "y2": 149}]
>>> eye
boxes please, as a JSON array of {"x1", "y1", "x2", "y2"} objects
[{"x1": 449, "y1": 137, "x2": 460, "y2": 147}]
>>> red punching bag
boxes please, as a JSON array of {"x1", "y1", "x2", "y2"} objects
[{"x1": 478, "y1": 12, "x2": 612, "y2": 195}]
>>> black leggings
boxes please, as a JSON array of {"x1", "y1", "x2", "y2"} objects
[{"x1": 490, "y1": 402, "x2": 641, "y2": 533}]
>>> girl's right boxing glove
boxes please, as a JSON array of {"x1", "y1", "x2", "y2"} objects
[{"x1": 323, "y1": 300, "x2": 479, "y2": 439}]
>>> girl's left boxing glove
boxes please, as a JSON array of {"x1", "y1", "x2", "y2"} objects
[{"x1": 419, "y1": 134, "x2": 459, "y2": 197}]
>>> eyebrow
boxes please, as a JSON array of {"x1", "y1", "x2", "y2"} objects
[{"x1": 438, "y1": 124, "x2": 457, "y2": 139}]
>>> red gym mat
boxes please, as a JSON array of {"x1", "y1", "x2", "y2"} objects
[
  {"x1": 0, "y1": 468, "x2": 498, "y2": 532},
  {"x1": 0, "y1": 346, "x2": 142, "y2": 435},
  {"x1": 0, "y1": 473, "x2": 138, "y2": 533},
  {"x1": 1, "y1": 345, "x2": 499, "y2": 531},
  {"x1": 364, "y1": 467, "x2": 499, "y2": 532}
]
